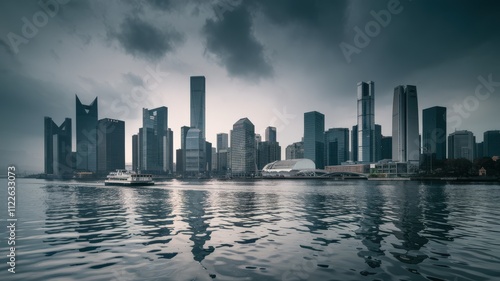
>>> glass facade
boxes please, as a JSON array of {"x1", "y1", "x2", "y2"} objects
[
  {"x1": 304, "y1": 111, "x2": 325, "y2": 169},
  {"x1": 357, "y1": 81, "x2": 375, "y2": 163},
  {"x1": 484, "y1": 130, "x2": 500, "y2": 157},
  {"x1": 190, "y1": 76, "x2": 206, "y2": 139},
  {"x1": 392, "y1": 85, "x2": 420, "y2": 164},
  {"x1": 423, "y1": 106, "x2": 447, "y2": 160},
  {"x1": 448, "y1": 130, "x2": 476, "y2": 161},
  {"x1": 325, "y1": 128, "x2": 349, "y2": 166},
  {"x1": 186, "y1": 128, "x2": 204, "y2": 174},
  {"x1": 97, "y1": 118, "x2": 125, "y2": 175},
  {"x1": 230, "y1": 118, "x2": 256, "y2": 175},
  {"x1": 44, "y1": 117, "x2": 72, "y2": 176},
  {"x1": 75, "y1": 95, "x2": 98, "y2": 172}
]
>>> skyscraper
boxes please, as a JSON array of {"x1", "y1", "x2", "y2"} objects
[
  {"x1": 448, "y1": 130, "x2": 476, "y2": 162},
  {"x1": 484, "y1": 130, "x2": 500, "y2": 157},
  {"x1": 375, "y1": 124, "x2": 382, "y2": 161},
  {"x1": 286, "y1": 142, "x2": 304, "y2": 160},
  {"x1": 185, "y1": 128, "x2": 204, "y2": 175},
  {"x1": 381, "y1": 136, "x2": 392, "y2": 160},
  {"x1": 230, "y1": 118, "x2": 256, "y2": 175},
  {"x1": 75, "y1": 95, "x2": 98, "y2": 172},
  {"x1": 325, "y1": 128, "x2": 349, "y2": 166},
  {"x1": 351, "y1": 125, "x2": 358, "y2": 162},
  {"x1": 217, "y1": 133, "x2": 229, "y2": 151},
  {"x1": 357, "y1": 81, "x2": 375, "y2": 163},
  {"x1": 392, "y1": 85, "x2": 420, "y2": 165},
  {"x1": 97, "y1": 118, "x2": 125, "y2": 175},
  {"x1": 136, "y1": 107, "x2": 173, "y2": 174},
  {"x1": 132, "y1": 134, "x2": 138, "y2": 172},
  {"x1": 265, "y1": 126, "x2": 277, "y2": 143},
  {"x1": 190, "y1": 76, "x2": 206, "y2": 139},
  {"x1": 44, "y1": 117, "x2": 72, "y2": 176},
  {"x1": 423, "y1": 106, "x2": 447, "y2": 161},
  {"x1": 304, "y1": 111, "x2": 325, "y2": 169}
]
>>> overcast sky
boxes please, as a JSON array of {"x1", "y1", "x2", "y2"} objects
[{"x1": 1, "y1": 0, "x2": 500, "y2": 173}]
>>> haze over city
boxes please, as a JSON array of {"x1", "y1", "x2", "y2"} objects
[{"x1": 1, "y1": 0, "x2": 499, "y2": 173}]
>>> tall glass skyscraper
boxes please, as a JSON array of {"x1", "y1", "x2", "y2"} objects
[
  {"x1": 265, "y1": 126, "x2": 277, "y2": 143},
  {"x1": 351, "y1": 125, "x2": 358, "y2": 162},
  {"x1": 134, "y1": 107, "x2": 173, "y2": 174},
  {"x1": 217, "y1": 133, "x2": 229, "y2": 151},
  {"x1": 325, "y1": 128, "x2": 349, "y2": 166},
  {"x1": 185, "y1": 128, "x2": 204, "y2": 175},
  {"x1": 423, "y1": 106, "x2": 447, "y2": 161},
  {"x1": 76, "y1": 95, "x2": 98, "y2": 172},
  {"x1": 304, "y1": 111, "x2": 325, "y2": 169},
  {"x1": 448, "y1": 130, "x2": 476, "y2": 161},
  {"x1": 357, "y1": 81, "x2": 375, "y2": 163},
  {"x1": 44, "y1": 117, "x2": 72, "y2": 176},
  {"x1": 190, "y1": 76, "x2": 206, "y2": 139},
  {"x1": 97, "y1": 118, "x2": 125, "y2": 175},
  {"x1": 230, "y1": 118, "x2": 256, "y2": 175},
  {"x1": 392, "y1": 85, "x2": 420, "y2": 164},
  {"x1": 484, "y1": 130, "x2": 500, "y2": 157}
]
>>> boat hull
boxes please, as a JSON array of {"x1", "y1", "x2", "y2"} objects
[{"x1": 104, "y1": 181, "x2": 155, "y2": 186}]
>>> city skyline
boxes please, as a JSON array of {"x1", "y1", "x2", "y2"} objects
[{"x1": 1, "y1": 1, "x2": 500, "y2": 173}]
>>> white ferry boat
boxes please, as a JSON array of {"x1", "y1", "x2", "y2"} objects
[{"x1": 104, "y1": 170, "x2": 154, "y2": 186}]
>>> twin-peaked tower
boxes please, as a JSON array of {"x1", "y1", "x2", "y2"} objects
[{"x1": 76, "y1": 96, "x2": 98, "y2": 172}]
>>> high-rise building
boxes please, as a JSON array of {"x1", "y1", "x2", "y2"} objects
[
  {"x1": 135, "y1": 107, "x2": 173, "y2": 174},
  {"x1": 75, "y1": 95, "x2": 98, "y2": 172},
  {"x1": 265, "y1": 126, "x2": 277, "y2": 143},
  {"x1": 205, "y1": 141, "x2": 212, "y2": 173},
  {"x1": 392, "y1": 85, "x2": 420, "y2": 165},
  {"x1": 217, "y1": 133, "x2": 229, "y2": 151},
  {"x1": 185, "y1": 128, "x2": 204, "y2": 175},
  {"x1": 304, "y1": 111, "x2": 325, "y2": 169},
  {"x1": 381, "y1": 136, "x2": 392, "y2": 160},
  {"x1": 357, "y1": 81, "x2": 375, "y2": 163},
  {"x1": 211, "y1": 147, "x2": 217, "y2": 172},
  {"x1": 286, "y1": 142, "x2": 304, "y2": 160},
  {"x1": 351, "y1": 125, "x2": 358, "y2": 162},
  {"x1": 97, "y1": 118, "x2": 125, "y2": 175},
  {"x1": 484, "y1": 130, "x2": 500, "y2": 157},
  {"x1": 423, "y1": 106, "x2": 447, "y2": 161},
  {"x1": 325, "y1": 128, "x2": 349, "y2": 166},
  {"x1": 375, "y1": 124, "x2": 382, "y2": 161},
  {"x1": 257, "y1": 141, "x2": 281, "y2": 169},
  {"x1": 476, "y1": 142, "x2": 484, "y2": 159},
  {"x1": 132, "y1": 134, "x2": 138, "y2": 172},
  {"x1": 448, "y1": 130, "x2": 476, "y2": 162},
  {"x1": 44, "y1": 117, "x2": 72, "y2": 176},
  {"x1": 190, "y1": 76, "x2": 206, "y2": 139},
  {"x1": 230, "y1": 118, "x2": 256, "y2": 175}
]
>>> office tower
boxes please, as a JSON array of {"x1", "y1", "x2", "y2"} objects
[
  {"x1": 381, "y1": 136, "x2": 393, "y2": 160},
  {"x1": 206, "y1": 141, "x2": 212, "y2": 173},
  {"x1": 44, "y1": 117, "x2": 72, "y2": 176},
  {"x1": 217, "y1": 133, "x2": 229, "y2": 151},
  {"x1": 167, "y1": 129, "x2": 174, "y2": 173},
  {"x1": 375, "y1": 124, "x2": 382, "y2": 161},
  {"x1": 423, "y1": 106, "x2": 447, "y2": 161},
  {"x1": 75, "y1": 95, "x2": 98, "y2": 172},
  {"x1": 257, "y1": 141, "x2": 282, "y2": 170},
  {"x1": 484, "y1": 130, "x2": 500, "y2": 157},
  {"x1": 265, "y1": 126, "x2": 277, "y2": 143},
  {"x1": 176, "y1": 149, "x2": 184, "y2": 174},
  {"x1": 137, "y1": 107, "x2": 172, "y2": 174},
  {"x1": 211, "y1": 147, "x2": 217, "y2": 172},
  {"x1": 97, "y1": 118, "x2": 125, "y2": 175},
  {"x1": 190, "y1": 76, "x2": 206, "y2": 139},
  {"x1": 448, "y1": 130, "x2": 476, "y2": 162},
  {"x1": 476, "y1": 142, "x2": 484, "y2": 159},
  {"x1": 392, "y1": 85, "x2": 420, "y2": 164},
  {"x1": 357, "y1": 81, "x2": 375, "y2": 163},
  {"x1": 325, "y1": 128, "x2": 349, "y2": 166},
  {"x1": 132, "y1": 134, "x2": 138, "y2": 172},
  {"x1": 185, "y1": 128, "x2": 204, "y2": 174},
  {"x1": 230, "y1": 118, "x2": 256, "y2": 175},
  {"x1": 286, "y1": 142, "x2": 304, "y2": 160},
  {"x1": 351, "y1": 125, "x2": 358, "y2": 161},
  {"x1": 304, "y1": 111, "x2": 325, "y2": 169}
]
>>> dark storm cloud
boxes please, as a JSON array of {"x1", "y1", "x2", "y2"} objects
[
  {"x1": 111, "y1": 16, "x2": 183, "y2": 61},
  {"x1": 202, "y1": 4, "x2": 273, "y2": 81}
]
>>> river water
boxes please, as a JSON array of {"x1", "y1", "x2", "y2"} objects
[{"x1": 1, "y1": 179, "x2": 499, "y2": 281}]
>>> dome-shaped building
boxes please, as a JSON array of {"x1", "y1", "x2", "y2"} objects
[{"x1": 262, "y1": 159, "x2": 317, "y2": 177}]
